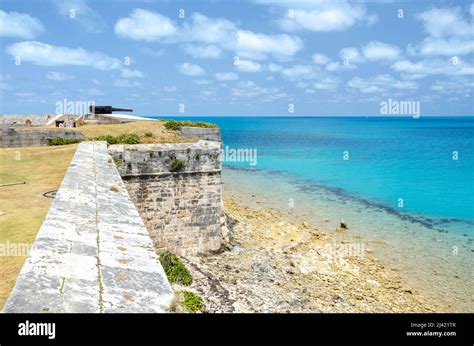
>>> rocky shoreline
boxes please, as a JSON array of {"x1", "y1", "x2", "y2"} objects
[{"x1": 180, "y1": 198, "x2": 453, "y2": 313}]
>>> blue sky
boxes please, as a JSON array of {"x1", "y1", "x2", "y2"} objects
[{"x1": 0, "y1": 0, "x2": 473, "y2": 116}]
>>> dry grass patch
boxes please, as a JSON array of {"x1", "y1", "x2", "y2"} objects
[
  {"x1": 78, "y1": 120, "x2": 196, "y2": 144},
  {"x1": 0, "y1": 145, "x2": 77, "y2": 309}
]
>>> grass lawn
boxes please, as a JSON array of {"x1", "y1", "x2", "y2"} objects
[
  {"x1": 0, "y1": 145, "x2": 77, "y2": 309},
  {"x1": 0, "y1": 119, "x2": 201, "y2": 308}
]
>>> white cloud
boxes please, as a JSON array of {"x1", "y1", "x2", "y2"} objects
[
  {"x1": 177, "y1": 62, "x2": 206, "y2": 76},
  {"x1": 6, "y1": 41, "x2": 122, "y2": 70},
  {"x1": 235, "y1": 59, "x2": 261, "y2": 72},
  {"x1": 183, "y1": 44, "x2": 222, "y2": 58},
  {"x1": 362, "y1": 41, "x2": 401, "y2": 61},
  {"x1": 281, "y1": 65, "x2": 315, "y2": 80},
  {"x1": 53, "y1": 0, "x2": 104, "y2": 33},
  {"x1": 0, "y1": 10, "x2": 44, "y2": 39},
  {"x1": 313, "y1": 77, "x2": 339, "y2": 90},
  {"x1": 183, "y1": 13, "x2": 237, "y2": 44},
  {"x1": 121, "y1": 68, "x2": 144, "y2": 78},
  {"x1": 139, "y1": 47, "x2": 165, "y2": 57},
  {"x1": 268, "y1": 63, "x2": 283, "y2": 72},
  {"x1": 234, "y1": 30, "x2": 302, "y2": 60},
  {"x1": 214, "y1": 72, "x2": 239, "y2": 81},
  {"x1": 46, "y1": 72, "x2": 74, "y2": 81},
  {"x1": 115, "y1": 9, "x2": 177, "y2": 41},
  {"x1": 312, "y1": 53, "x2": 330, "y2": 65},
  {"x1": 417, "y1": 7, "x2": 472, "y2": 38},
  {"x1": 410, "y1": 7, "x2": 474, "y2": 57},
  {"x1": 348, "y1": 74, "x2": 418, "y2": 93},
  {"x1": 339, "y1": 47, "x2": 364, "y2": 64},
  {"x1": 231, "y1": 80, "x2": 287, "y2": 101},
  {"x1": 430, "y1": 78, "x2": 473, "y2": 96},
  {"x1": 391, "y1": 58, "x2": 474, "y2": 76},
  {"x1": 113, "y1": 79, "x2": 141, "y2": 88},
  {"x1": 414, "y1": 37, "x2": 474, "y2": 56},
  {"x1": 113, "y1": 10, "x2": 302, "y2": 60},
  {"x1": 257, "y1": 0, "x2": 377, "y2": 32}
]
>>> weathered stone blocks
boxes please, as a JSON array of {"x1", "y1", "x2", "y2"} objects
[{"x1": 109, "y1": 141, "x2": 227, "y2": 256}]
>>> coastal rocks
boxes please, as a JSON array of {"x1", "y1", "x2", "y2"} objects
[{"x1": 177, "y1": 197, "x2": 442, "y2": 313}]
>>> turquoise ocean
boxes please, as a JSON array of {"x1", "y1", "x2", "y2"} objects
[{"x1": 153, "y1": 116, "x2": 474, "y2": 310}]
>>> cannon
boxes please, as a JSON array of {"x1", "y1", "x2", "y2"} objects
[{"x1": 89, "y1": 106, "x2": 133, "y2": 114}]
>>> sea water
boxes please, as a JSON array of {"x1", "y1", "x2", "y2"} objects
[{"x1": 154, "y1": 116, "x2": 474, "y2": 310}]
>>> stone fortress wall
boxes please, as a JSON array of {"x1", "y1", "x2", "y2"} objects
[{"x1": 109, "y1": 140, "x2": 227, "y2": 256}]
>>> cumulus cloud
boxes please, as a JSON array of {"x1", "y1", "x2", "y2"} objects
[
  {"x1": 183, "y1": 44, "x2": 222, "y2": 59},
  {"x1": 234, "y1": 30, "x2": 302, "y2": 60},
  {"x1": 362, "y1": 41, "x2": 401, "y2": 61},
  {"x1": 312, "y1": 53, "x2": 330, "y2": 65},
  {"x1": 391, "y1": 58, "x2": 474, "y2": 76},
  {"x1": 113, "y1": 79, "x2": 141, "y2": 88},
  {"x1": 6, "y1": 41, "x2": 122, "y2": 70},
  {"x1": 413, "y1": 38, "x2": 474, "y2": 56},
  {"x1": 410, "y1": 7, "x2": 474, "y2": 56},
  {"x1": 312, "y1": 77, "x2": 339, "y2": 90},
  {"x1": 46, "y1": 71, "x2": 74, "y2": 81},
  {"x1": 214, "y1": 72, "x2": 239, "y2": 81},
  {"x1": 235, "y1": 59, "x2": 262, "y2": 72},
  {"x1": 121, "y1": 68, "x2": 144, "y2": 78},
  {"x1": 430, "y1": 78, "x2": 474, "y2": 95},
  {"x1": 417, "y1": 7, "x2": 472, "y2": 38},
  {"x1": 255, "y1": 0, "x2": 377, "y2": 32},
  {"x1": 177, "y1": 62, "x2": 206, "y2": 76},
  {"x1": 115, "y1": 9, "x2": 177, "y2": 41},
  {"x1": 339, "y1": 47, "x2": 365, "y2": 65},
  {"x1": 348, "y1": 74, "x2": 418, "y2": 93},
  {"x1": 231, "y1": 80, "x2": 287, "y2": 101},
  {"x1": 53, "y1": 0, "x2": 104, "y2": 33},
  {"x1": 182, "y1": 13, "x2": 237, "y2": 44},
  {"x1": 281, "y1": 65, "x2": 315, "y2": 80},
  {"x1": 267, "y1": 63, "x2": 283, "y2": 72},
  {"x1": 0, "y1": 10, "x2": 44, "y2": 39},
  {"x1": 114, "y1": 10, "x2": 302, "y2": 60}
]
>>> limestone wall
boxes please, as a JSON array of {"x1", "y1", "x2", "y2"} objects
[
  {"x1": 3, "y1": 142, "x2": 173, "y2": 313},
  {"x1": 0, "y1": 114, "x2": 51, "y2": 127},
  {"x1": 109, "y1": 141, "x2": 226, "y2": 256},
  {"x1": 180, "y1": 126, "x2": 221, "y2": 142},
  {"x1": 0, "y1": 128, "x2": 84, "y2": 148}
]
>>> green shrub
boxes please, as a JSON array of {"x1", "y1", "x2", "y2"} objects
[
  {"x1": 159, "y1": 252, "x2": 192, "y2": 286},
  {"x1": 163, "y1": 119, "x2": 218, "y2": 131},
  {"x1": 169, "y1": 159, "x2": 185, "y2": 172},
  {"x1": 50, "y1": 137, "x2": 82, "y2": 146},
  {"x1": 182, "y1": 291, "x2": 204, "y2": 313},
  {"x1": 144, "y1": 131, "x2": 154, "y2": 138},
  {"x1": 89, "y1": 133, "x2": 140, "y2": 144}
]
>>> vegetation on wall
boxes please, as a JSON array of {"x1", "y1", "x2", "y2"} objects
[
  {"x1": 181, "y1": 291, "x2": 204, "y2": 313},
  {"x1": 163, "y1": 119, "x2": 218, "y2": 131},
  {"x1": 89, "y1": 133, "x2": 141, "y2": 144},
  {"x1": 159, "y1": 252, "x2": 193, "y2": 286},
  {"x1": 49, "y1": 137, "x2": 83, "y2": 146}
]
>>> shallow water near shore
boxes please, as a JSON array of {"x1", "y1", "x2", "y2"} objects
[
  {"x1": 160, "y1": 115, "x2": 474, "y2": 311},
  {"x1": 223, "y1": 167, "x2": 474, "y2": 312}
]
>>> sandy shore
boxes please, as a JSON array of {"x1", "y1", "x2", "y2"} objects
[{"x1": 180, "y1": 196, "x2": 455, "y2": 313}]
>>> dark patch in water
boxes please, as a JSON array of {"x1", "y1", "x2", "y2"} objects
[{"x1": 224, "y1": 165, "x2": 474, "y2": 235}]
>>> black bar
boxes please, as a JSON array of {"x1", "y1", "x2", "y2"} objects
[{"x1": 0, "y1": 313, "x2": 472, "y2": 345}]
